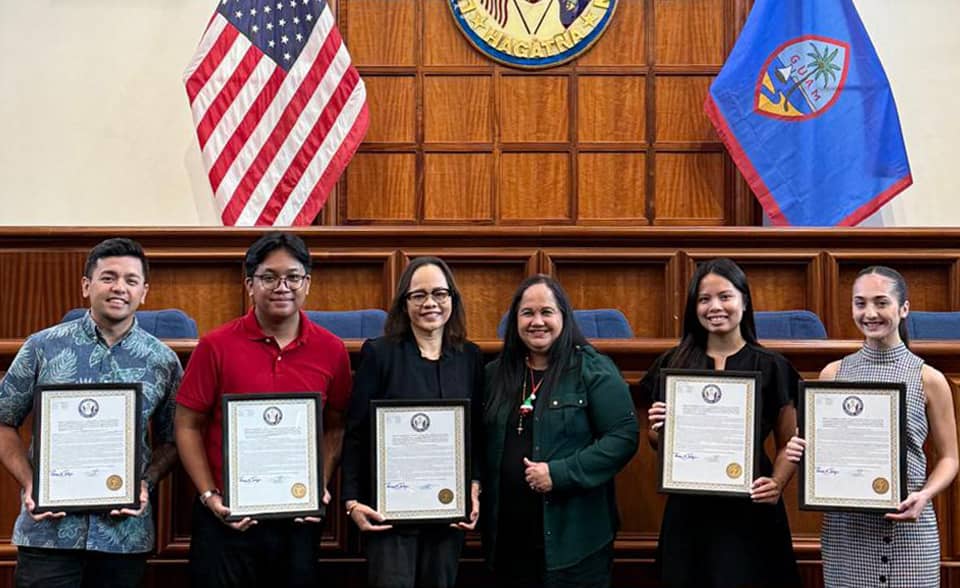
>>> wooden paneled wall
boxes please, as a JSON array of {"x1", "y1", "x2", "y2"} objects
[
  {"x1": 3, "y1": 227, "x2": 960, "y2": 587},
  {"x1": 318, "y1": 0, "x2": 759, "y2": 227}
]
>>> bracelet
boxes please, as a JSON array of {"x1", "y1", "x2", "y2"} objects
[
  {"x1": 199, "y1": 488, "x2": 221, "y2": 506},
  {"x1": 345, "y1": 501, "x2": 358, "y2": 517}
]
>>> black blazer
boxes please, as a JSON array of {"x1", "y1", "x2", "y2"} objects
[{"x1": 340, "y1": 335, "x2": 485, "y2": 504}]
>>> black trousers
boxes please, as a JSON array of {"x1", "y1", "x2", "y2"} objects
[
  {"x1": 495, "y1": 541, "x2": 614, "y2": 588},
  {"x1": 188, "y1": 498, "x2": 321, "y2": 588},
  {"x1": 364, "y1": 526, "x2": 464, "y2": 588},
  {"x1": 14, "y1": 546, "x2": 147, "y2": 588}
]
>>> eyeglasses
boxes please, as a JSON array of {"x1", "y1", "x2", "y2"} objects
[
  {"x1": 406, "y1": 288, "x2": 451, "y2": 306},
  {"x1": 253, "y1": 273, "x2": 308, "y2": 291}
]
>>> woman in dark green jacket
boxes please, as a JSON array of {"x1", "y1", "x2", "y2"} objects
[{"x1": 482, "y1": 275, "x2": 639, "y2": 588}]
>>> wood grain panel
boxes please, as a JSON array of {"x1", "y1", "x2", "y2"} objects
[
  {"x1": 654, "y1": 0, "x2": 725, "y2": 65},
  {"x1": 836, "y1": 261, "x2": 952, "y2": 339},
  {"x1": 145, "y1": 262, "x2": 244, "y2": 335},
  {"x1": 424, "y1": 154, "x2": 494, "y2": 222},
  {"x1": 742, "y1": 264, "x2": 810, "y2": 311},
  {"x1": 655, "y1": 76, "x2": 716, "y2": 142},
  {"x1": 499, "y1": 153, "x2": 571, "y2": 222},
  {"x1": 654, "y1": 153, "x2": 725, "y2": 224},
  {"x1": 577, "y1": 0, "x2": 646, "y2": 66},
  {"x1": 168, "y1": 463, "x2": 197, "y2": 551},
  {"x1": 0, "y1": 416, "x2": 31, "y2": 542},
  {"x1": 578, "y1": 76, "x2": 646, "y2": 143},
  {"x1": 620, "y1": 424, "x2": 668, "y2": 534},
  {"x1": 305, "y1": 262, "x2": 389, "y2": 311},
  {"x1": 577, "y1": 153, "x2": 647, "y2": 222},
  {"x1": 424, "y1": 76, "x2": 494, "y2": 143},
  {"x1": 552, "y1": 261, "x2": 669, "y2": 337},
  {"x1": 423, "y1": 0, "x2": 486, "y2": 66},
  {"x1": 362, "y1": 76, "x2": 417, "y2": 143},
  {"x1": 344, "y1": 0, "x2": 416, "y2": 66},
  {"x1": 0, "y1": 250, "x2": 87, "y2": 338},
  {"x1": 499, "y1": 76, "x2": 570, "y2": 143},
  {"x1": 344, "y1": 153, "x2": 418, "y2": 222}
]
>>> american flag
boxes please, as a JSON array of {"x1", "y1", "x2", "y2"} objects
[
  {"x1": 185, "y1": 0, "x2": 368, "y2": 226},
  {"x1": 482, "y1": 0, "x2": 508, "y2": 27}
]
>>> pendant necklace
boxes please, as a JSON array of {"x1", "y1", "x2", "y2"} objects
[{"x1": 517, "y1": 364, "x2": 544, "y2": 435}]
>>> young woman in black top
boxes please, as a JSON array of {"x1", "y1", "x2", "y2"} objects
[{"x1": 641, "y1": 258, "x2": 801, "y2": 588}]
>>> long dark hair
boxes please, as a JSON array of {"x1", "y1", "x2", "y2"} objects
[
  {"x1": 855, "y1": 265, "x2": 910, "y2": 348},
  {"x1": 383, "y1": 256, "x2": 467, "y2": 349},
  {"x1": 486, "y1": 275, "x2": 588, "y2": 420},
  {"x1": 667, "y1": 258, "x2": 758, "y2": 368}
]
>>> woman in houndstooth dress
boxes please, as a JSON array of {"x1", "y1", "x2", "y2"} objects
[{"x1": 787, "y1": 266, "x2": 959, "y2": 588}]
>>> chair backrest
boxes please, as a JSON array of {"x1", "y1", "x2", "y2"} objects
[
  {"x1": 753, "y1": 310, "x2": 827, "y2": 339},
  {"x1": 906, "y1": 311, "x2": 960, "y2": 340},
  {"x1": 305, "y1": 309, "x2": 388, "y2": 339},
  {"x1": 61, "y1": 308, "x2": 199, "y2": 339},
  {"x1": 496, "y1": 308, "x2": 633, "y2": 339}
]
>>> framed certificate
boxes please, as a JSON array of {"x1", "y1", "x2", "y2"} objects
[
  {"x1": 222, "y1": 393, "x2": 324, "y2": 521},
  {"x1": 658, "y1": 369, "x2": 762, "y2": 496},
  {"x1": 371, "y1": 399, "x2": 470, "y2": 524},
  {"x1": 32, "y1": 383, "x2": 143, "y2": 513},
  {"x1": 798, "y1": 380, "x2": 907, "y2": 512}
]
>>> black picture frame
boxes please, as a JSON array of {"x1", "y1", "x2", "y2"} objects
[
  {"x1": 221, "y1": 392, "x2": 325, "y2": 521},
  {"x1": 657, "y1": 369, "x2": 763, "y2": 497},
  {"x1": 370, "y1": 399, "x2": 471, "y2": 525},
  {"x1": 798, "y1": 380, "x2": 908, "y2": 513},
  {"x1": 32, "y1": 383, "x2": 143, "y2": 514}
]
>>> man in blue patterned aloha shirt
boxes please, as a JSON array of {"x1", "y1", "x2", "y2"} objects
[{"x1": 0, "y1": 238, "x2": 183, "y2": 588}]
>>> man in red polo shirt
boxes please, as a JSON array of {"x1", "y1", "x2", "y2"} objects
[{"x1": 175, "y1": 232, "x2": 352, "y2": 587}]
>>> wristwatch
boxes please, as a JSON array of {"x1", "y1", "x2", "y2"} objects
[{"x1": 199, "y1": 488, "x2": 221, "y2": 506}]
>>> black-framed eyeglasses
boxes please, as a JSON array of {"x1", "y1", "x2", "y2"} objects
[
  {"x1": 406, "y1": 288, "x2": 451, "y2": 306},
  {"x1": 253, "y1": 273, "x2": 309, "y2": 291}
]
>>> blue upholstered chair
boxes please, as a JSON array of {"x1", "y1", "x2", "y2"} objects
[
  {"x1": 61, "y1": 308, "x2": 199, "y2": 338},
  {"x1": 497, "y1": 308, "x2": 633, "y2": 339},
  {"x1": 905, "y1": 311, "x2": 960, "y2": 340},
  {"x1": 753, "y1": 310, "x2": 827, "y2": 339},
  {"x1": 305, "y1": 309, "x2": 388, "y2": 339}
]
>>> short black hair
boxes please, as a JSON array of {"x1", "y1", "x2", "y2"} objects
[
  {"x1": 244, "y1": 232, "x2": 312, "y2": 278},
  {"x1": 84, "y1": 238, "x2": 149, "y2": 281}
]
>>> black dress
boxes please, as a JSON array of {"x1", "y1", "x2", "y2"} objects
[
  {"x1": 494, "y1": 368, "x2": 546, "y2": 585},
  {"x1": 639, "y1": 343, "x2": 801, "y2": 588}
]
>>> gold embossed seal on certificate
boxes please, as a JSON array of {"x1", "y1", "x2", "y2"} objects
[
  {"x1": 221, "y1": 393, "x2": 324, "y2": 521},
  {"x1": 657, "y1": 369, "x2": 762, "y2": 497},
  {"x1": 798, "y1": 380, "x2": 907, "y2": 513},
  {"x1": 448, "y1": 0, "x2": 617, "y2": 69},
  {"x1": 32, "y1": 383, "x2": 143, "y2": 514}
]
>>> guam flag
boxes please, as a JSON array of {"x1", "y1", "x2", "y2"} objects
[{"x1": 705, "y1": 0, "x2": 911, "y2": 226}]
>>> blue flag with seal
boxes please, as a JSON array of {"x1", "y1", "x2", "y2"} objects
[{"x1": 705, "y1": 0, "x2": 911, "y2": 226}]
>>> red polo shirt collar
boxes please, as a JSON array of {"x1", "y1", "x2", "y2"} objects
[{"x1": 239, "y1": 308, "x2": 312, "y2": 346}]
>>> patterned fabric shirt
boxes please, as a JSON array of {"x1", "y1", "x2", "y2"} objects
[{"x1": 0, "y1": 312, "x2": 182, "y2": 554}]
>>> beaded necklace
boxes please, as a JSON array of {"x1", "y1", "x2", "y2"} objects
[{"x1": 517, "y1": 365, "x2": 544, "y2": 434}]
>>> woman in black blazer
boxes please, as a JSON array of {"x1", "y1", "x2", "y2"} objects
[{"x1": 341, "y1": 256, "x2": 483, "y2": 588}]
